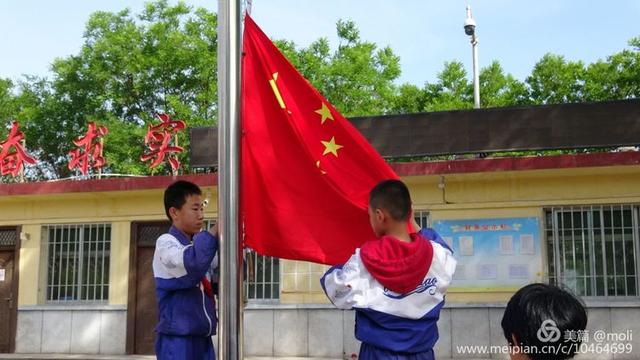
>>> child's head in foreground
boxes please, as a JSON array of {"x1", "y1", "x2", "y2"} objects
[
  {"x1": 164, "y1": 180, "x2": 205, "y2": 236},
  {"x1": 368, "y1": 179, "x2": 412, "y2": 237},
  {"x1": 501, "y1": 283, "x2": 587, "y2": 360}
]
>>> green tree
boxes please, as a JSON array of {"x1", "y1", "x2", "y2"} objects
[
  {"x1": 388, "y1": 61, "x2": 529, "y2": 114},
  {"x1": 612, "y1": 36, "x2": 640, "y2": 98},
  {"x1": 582, "y1": 60, "x2": 617, "y2": 102},
  {"x1": 526, "y1": 54, "x2": 586, "y2": 105},
  {"x1": 415, "y1": 60, "x2": 530, "y2": 112},
  {"x1": 9, "y1": 1, "x2": 218, "y2": 179},
  {"x1": 583, "y1": 37, "x2": 640, "y2": 101},
  {"x1": 0, "y1": 78, "x2": 16, "y2": 124},
  {"x1": 479, "y1": 61, "x2": 530, "y2": 107},
  {"x1": 274, "y1": 19, "x2": 401, "y2": 117},
  {"x1": 13, "y1": 77, "x2": 80, "y2": 179},
  {"x1": 70, "y1": 1, "x2": 218, "y2": 124},
  {"x1": 5, "y1": 2, "x2": 640, "y2": 181},
  {"x1": 389, "y1": 83, "x2": 428, "y2": 114},
  {"x1": 423, "y1": 61, "x2": 473, "y2": 112}
]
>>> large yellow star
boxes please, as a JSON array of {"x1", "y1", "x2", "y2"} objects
[
  {"x1": 315, "y1": 103, "x2": 334, "y2": 124},
  {"x1": 321, "y1": 136, "x2": 344, "y2": 157}
]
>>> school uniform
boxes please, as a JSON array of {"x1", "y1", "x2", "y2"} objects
[
  {"x1": 321, "y1": 228, "x2": 456, "y2": 359},
  {"x1": 153, "y1": 226, "x2": 218, "y2": 360}
]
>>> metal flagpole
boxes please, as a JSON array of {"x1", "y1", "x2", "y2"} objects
[{"x1": 217, "y1": 0, "x2": 243, "y2": 359}]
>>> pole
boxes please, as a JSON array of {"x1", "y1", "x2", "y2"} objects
[
  {"x1": 217, "y1": 0, "x2": 243, "y2": 359},
  {"x1": 472, "y1": 34, "x2": 480, "y2": 109}
]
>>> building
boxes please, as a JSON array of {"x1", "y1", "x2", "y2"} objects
[{"x1": 0, "y1": 100, "x2": 639, "y2": 358}]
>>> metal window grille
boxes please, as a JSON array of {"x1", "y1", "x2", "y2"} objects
[
  {"x1": 545, "y1": 206, "x2": 639, "y2": 297},
  {"x1": 0, "y1": 229, "x2": 17, "y2": 247},
  {"x1": 245, "y1": 251, "x2": 279, "y2": 301},
  {"x1": 202, "y1": 219, "x2": 280, "y2": 301},
  {"x1": 44, "y1": 223, "x2": 111, "y2": 302},
  {"x1": 414, "y1": 210, "x2": 430, "y2": 228}
]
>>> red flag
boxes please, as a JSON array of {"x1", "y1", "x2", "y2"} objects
[{"x1": 241, "y1": 15, "x2": 398, "y2": 265}]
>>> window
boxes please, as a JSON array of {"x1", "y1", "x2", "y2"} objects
[
  {"x1": 414, "y1": 210, "x2": 430, "y2": 228},
  {"x1": 203, "y1": 219, "x2": 280, "y2": 301},
  {"x1": 0, "y1": 228, "x2": 17, "y2": 247},
  {"x1": 245, "y1": 252, "x2": 279, "y2": 301},
  {"x1": 545, "y1": 206, "x2": 639, "y2": 297},
  {"x1": 43, "y1": 224, "x2": 111, "y2": 302}
]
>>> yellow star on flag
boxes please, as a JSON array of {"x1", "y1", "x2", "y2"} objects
[
  {"x1": 321, "y1": 136, "x2": 343, "y2": 157},
  {"x1": 315, "y1": 103, "x2": 334, "y2": 124}
]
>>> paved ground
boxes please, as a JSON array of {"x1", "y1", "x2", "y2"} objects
[
  {"x1": 0, "y1": 356, "x2": 154, "y2": 360},
  {"x1": 0, "y1": 356, "x2": 345, "y2": 360},
  {"x1": 0, "y1": 355, "x2": 488, "y2": 360}
]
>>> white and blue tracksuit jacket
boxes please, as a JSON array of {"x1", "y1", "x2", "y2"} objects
[
  {"x1": 153, "y1": 226, "x2": 219, "y2": 337},
  {"x1": 321, "y1": 228, "x2": 456, "y2": 356}
]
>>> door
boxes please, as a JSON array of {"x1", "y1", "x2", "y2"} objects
[
  {"x1": 134, "y1": 246, "x2": 156, "y2": 354},
  {"x1": 0, "y1": 251, "x2": 15, "y2": 353},
  {"x1": 0, "y1": 226, "x2": 19, "y2": 353},
  {"x1": 127, "y1": 221, "x2": 169, "y2": 355}
]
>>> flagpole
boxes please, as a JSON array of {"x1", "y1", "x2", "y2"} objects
[{"x1": 217, "y1": 0, "x2": 243, "y2": 359}]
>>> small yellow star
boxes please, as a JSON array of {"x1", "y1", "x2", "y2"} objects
[
  {"x1": 315, "y1": 103, "x2": 334, "y2": 124},
  {"x1": 321, "y1": 136, "x2": 343, "y2": 157}
]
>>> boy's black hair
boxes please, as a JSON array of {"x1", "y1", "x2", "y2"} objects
[
  {"x1": 369, "y1": 179, "x2": 412, "y2": 221},
  {"x1": 501, "y1": 283, "x2": 587, "y2": 360},
  {"x1": 164, "y1": 180, "x2": 202, "y2": 221}
]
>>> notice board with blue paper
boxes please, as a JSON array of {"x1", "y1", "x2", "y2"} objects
[{"x1": 432, "y1": 217, "x2": 542, "y2": 291}]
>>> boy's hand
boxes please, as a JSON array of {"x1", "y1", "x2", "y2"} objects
[{"x1": 208, "y1": 223, "x2": 218, "y2": 237}]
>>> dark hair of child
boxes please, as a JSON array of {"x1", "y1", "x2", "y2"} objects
[
  {"x1": 163, "y1": 180, "x2": 203, "y2": 221},
  {"x1": 501, "y1": 283, "x2": 587, "y2": 360},
  {"x1": 369, "y1": 179, "x2": 412, "y2": 221}
]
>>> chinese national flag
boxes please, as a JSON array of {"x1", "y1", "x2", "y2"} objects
[{"x1": 241, "y1": 15, "x2": 397, "y2": 265}]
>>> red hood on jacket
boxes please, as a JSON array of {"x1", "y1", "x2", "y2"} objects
[{"x1": 360, "y1": 233, "x2": 434, "y2": 294}]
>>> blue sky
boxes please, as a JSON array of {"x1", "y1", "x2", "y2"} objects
[{"x1": 1, "y1": 1, "x2": 639, "y2": 86}]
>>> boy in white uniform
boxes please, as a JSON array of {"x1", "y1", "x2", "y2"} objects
[{"x1": 321, "y1": 179, "x2": 456, "y2": 359}]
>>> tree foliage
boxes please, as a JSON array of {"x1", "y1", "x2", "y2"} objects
[
  {"x1": 0, "y1": 2, "x2": 639, "y2": 180},
  {"x1": 1, "y1": 0, "x2": 217, "y2": 179},
  {"x1": 274, "y1": 19, "x2": 401, "y2": 117}
]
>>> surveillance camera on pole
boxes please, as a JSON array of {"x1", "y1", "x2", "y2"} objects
[
  {"x1": 464, "y1": 6, "x2": 476, "y2": 36},
  {"x1": 464, "y1": 5, "x2": 480, "y2": 109}
]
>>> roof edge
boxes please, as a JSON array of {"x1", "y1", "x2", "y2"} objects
[{"x1": 1, "y1": 152, "x2": 638, "y2": 196}]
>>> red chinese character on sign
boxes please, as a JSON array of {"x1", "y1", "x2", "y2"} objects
[
  {"x1": 140, "y1": 113, "x2": 185, "y2": 173},
  {"x1": 68, "y1": 122, "x2": 109, "y2": 176},
  {"x1": 0, "y1": 121, "x2": 36, "y2": 177}
]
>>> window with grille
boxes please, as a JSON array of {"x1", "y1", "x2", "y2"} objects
[
  {"x1": 203, "y1": 219, "x2": 280, "y2": 301},
  {"x1": 414, "y1": 210, "x2": 430, "y2": 228},
  {"x1": 43, "y1": 224, "x2": 111, "y2": 302},
  {"x1": 245, "y1": 251, "x2": 279, "y2": 301},
  {"x1": 0, "y1": 228, "x2": 17, "y2": 247},
  {"x1": 545, "y1": 206, "x2": 639, "y2": 297}
]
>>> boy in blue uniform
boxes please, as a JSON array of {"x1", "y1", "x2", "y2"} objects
[
  {"x1": 153, "y1": 180, "x2": 219, "y2": 360},
  {"x1": 321, "y1": 179, "x2": 457, "y2": 359}
]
